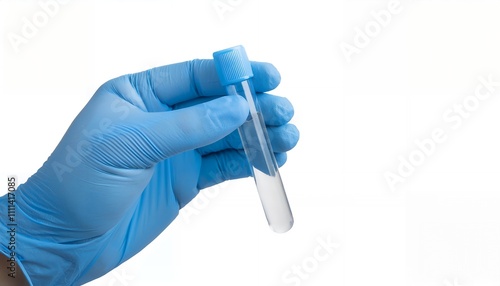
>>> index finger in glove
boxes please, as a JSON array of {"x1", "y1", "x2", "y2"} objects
[{"x1": 133, "y1": 60, "x2": 281, "y2": 106}]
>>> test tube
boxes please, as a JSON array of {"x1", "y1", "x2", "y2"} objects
[{"x1": 213, "y1": 45, "x2": 294, "y2": 233}]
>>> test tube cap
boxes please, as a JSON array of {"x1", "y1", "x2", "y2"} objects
[{"x1": 213, "y1": 45, "x2": 254, "y2": 86}]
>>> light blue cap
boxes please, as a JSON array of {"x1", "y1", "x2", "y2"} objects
[{"x1": 213, "y1": 45, "x2": 254, "y2": 86}]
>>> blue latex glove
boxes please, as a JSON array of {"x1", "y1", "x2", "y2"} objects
[{"x1": 0, "y1": 59, "x2": 299, "y2": 285}]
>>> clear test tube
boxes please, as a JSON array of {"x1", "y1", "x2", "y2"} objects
[{"x1": 213, "y1": 45, "x2": 294, "y2": 233}]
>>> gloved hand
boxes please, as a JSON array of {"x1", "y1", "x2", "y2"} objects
[{"x1": 0, "y1": 59, "x2": 299, "y2": 285}]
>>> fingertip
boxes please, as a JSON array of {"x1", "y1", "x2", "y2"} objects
[
  {"x1": 275, "y1": 96, "x2": 294, "y2": 123},
  {"x1": 268, "y1": 124, "x2": 300, "y2": 153},
  {"x1": 265, "y1": 63, "x2": 282, "y2": 90},
  {"x1": 284, "y1": 124, "x2": 300, "y2": 150},
  {"x1": 276, "y1": 152, "x2": 288, "y2": 167},
  {"x1": 251, "y1": 62, "x2": 281, "y2": 92},
  {"x1": 259, "y1": 94, "x2": 295, "y2": 126}
]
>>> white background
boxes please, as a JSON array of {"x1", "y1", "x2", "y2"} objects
[{"x1": 1, "y1": 0, "x2": 500, "y2": 285}]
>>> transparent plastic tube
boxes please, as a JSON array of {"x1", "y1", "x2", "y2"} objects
[{"x1": 213, "y1": 46, "x2": 294, "y2": 233}]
